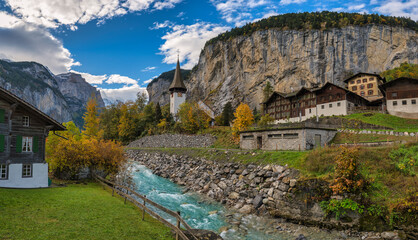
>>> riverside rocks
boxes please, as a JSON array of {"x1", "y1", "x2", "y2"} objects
[
  {"x1": 127, "y1": 134, "x2": 215, "y2": 148},
  {"x1": 126, "y1": 150, "x2": 344, "y2": 228}
]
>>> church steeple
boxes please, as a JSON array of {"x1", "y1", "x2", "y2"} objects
[{"x1": 169, "y1": 58, "x2": 187, "y2": 93}]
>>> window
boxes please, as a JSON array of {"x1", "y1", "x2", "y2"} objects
[
  {"x1": 367, "y1": 83, "x2": 373, "y2": 88},
  {"x1": 360, "y1": 91, "x2": 365, "y2": 97},
  {"x1": 369, "y1": 77, "x2": 374, "y2": 81},
  {"x1": 329, "y1": 86, "x2": 332, "y2": 90},
  {"x1": 321, "y1": 105, "x2": 324, "y2": 109},
  {"x1": 268, "y1": 134, "x2": 281, "y2": 139},
  {"x1": 412, "y1": 100, "x2": 416, "y2": 105},
  {"x1": 368, "y1": 90, "x2": 374, "y2": 95},
  {"x1": 392, "y1": 92, "x2": 397, "y2": 98},
  {"x1": 360, "y1": 85, "x2": 365, "y2": 90},
  {"x1": 22, "y1": 136, "x2": 33, "y2": 152},
  {"x1": 23, "y1": 116, "x2": 29, "y2": 127},
  {"x1": 243, "y1": 135, "x2": 254, "y2": 140},
  {"x1": 363, "y1": 78, "x2": 367, "y2": 83},
  {"x1": 22, "y1": 164, "x2": 32, "y2": 178},
  {"x1": 283, "y1": 133, "x2": 298, "y2": 139},
  {"x1": 350, "y1": 80, "x2": 355, "y2": 84},
  {"x1": 329, "y1": 104, "x2": 332, "y2": 108},
  {"x1": 337, "y1": 102, "x2": 341, "y2": 107},
  {"x1": 178, "y1": 93, "x2": 182, "y2": 97},
  {"x1": 402, "y1": 100, "x2": 407, "y2": 105},
  {"x1": 352, "y1": 86, "x2": 357, "y2": 91},
  {"x1": 357, "y1": 80, "x2": 361, "y2": 84},
  {"x1": 309, "y1": 109, "x2": 312, "y2": 113},
  {"x1": 336, "y1": 93, "x2": 341, "y2": 99},
  {"x1": 393, "y1": 101, "x2": 397, "y2": 106},
  {"x1": 0, "y1": 164, "x2": 8, "y2": 180}
]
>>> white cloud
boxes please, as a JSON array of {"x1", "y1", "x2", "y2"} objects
[
  {"x1": 142, "y1": 66, "x2": 157, "y2": 71},
  {"x1": 211, "y1": 0, "x2": 269, "y2": 26},
  {"x1": 159, "y1": 22, "x2": 229, "y2": 68},
  {"x1": 100, "y1": 83, "x2": 147, "y2": 103},
  {"x1": 374, "y1": 0, "x2": 418, "y2": 21},
  {"x1": 3, "y1": 0, "x2": 184, "y2": 29},
  {"x1": 280, "y1": 0, "x2": 306, "y2": 5},
  {"x1": 71, "y1": 71, "x2": 108, "y2": 84},
  {"x1": 154, "y1": 0, "x2": 183, "y2": 10},
  {"x1": 0, "y1": 24, "x2": 79, "y2": 73},
  {"x1": 348, "y1": 3, "x2": 366, "y2": 11},
  {"x1": 150, "y1": 20, "x2": 173, "y2": 29},
  {"x1": 106, "y1": 74, "x2": 139, "y2": 85}
]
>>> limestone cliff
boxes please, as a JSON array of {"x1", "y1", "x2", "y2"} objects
[
  {"x1": 183, "y1": 25, "x2": 417, "y2": 113},
  {"x1": 0, "y1": 60, "x2": 105, "y2": 126},
  {"x1": 55, "y1": 72, "x2": 105, "y2": 126}
]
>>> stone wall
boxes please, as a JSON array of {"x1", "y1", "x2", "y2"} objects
[
  {"x1": 126, "y1": 149, "x2": 361, "y2": 229},
  {"x1": 127, "y1": 134, "x2": 215, "y2": 148}
]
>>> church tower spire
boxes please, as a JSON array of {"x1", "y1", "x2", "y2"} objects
[{"x1": 169, "y1": 56, "x2": 187, "y2": 119}]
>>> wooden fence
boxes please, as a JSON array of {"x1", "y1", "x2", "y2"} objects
[{"x1": 94, "y1": 175, "x2": 198, "y2": 240}]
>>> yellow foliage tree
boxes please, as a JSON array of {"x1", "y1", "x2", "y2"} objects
[
  {"x1": 232, "y1": 103, "x2": 254, "y2": 139},
  {"x1": 177, "y1": 102, "x2": 211, "y2": 133},
  {"x1": 83, "y1": 97, "x2": 103, "y2": 139}
]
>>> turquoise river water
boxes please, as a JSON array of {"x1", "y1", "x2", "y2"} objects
[{"x1": 129, "y1": 163, "x2": 351, "y2": 240}]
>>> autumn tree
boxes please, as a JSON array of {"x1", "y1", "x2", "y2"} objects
[
  {"x1": 232, "y1": 103, "x2": 254, "y2": 139},
  {"x1": 177, "y1": 102, "x2": 211, "y2": 133},
  {"x1": 83, "y1": 97, "x2": 103, "y2": 139},
  {"x1": 381, "y1": 62, "x2": 418, "y2": 82}
]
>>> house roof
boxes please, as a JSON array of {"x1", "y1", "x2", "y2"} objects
[
  {"x1": 343, "y1": 72, "x2": 385, "y2": 83},
  {"x1": 0, "y1": 86, "x2": 66, "y2": 131},
  {"x1": 169, "y1": 59, "x2": 187, "y2": 92}
]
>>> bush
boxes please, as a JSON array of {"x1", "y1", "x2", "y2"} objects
[
  {"x1": 320, "y1": 198, "x2": 364, "y2": 220},
  {"x1": 389, "y1": 144, "x2": 417, "y2": 176}
]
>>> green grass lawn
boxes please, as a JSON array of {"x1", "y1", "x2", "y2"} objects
[
  {"x1": 341, "y1": 112, "x2": 418, "y2": 132},
  {"x1": 331, "y1": 132, "x2": 417, "y2": 144},
  {"x1": 0, "y1": 183, "x2": 174, "y2": 240}
]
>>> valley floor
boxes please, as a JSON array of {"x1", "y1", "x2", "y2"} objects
[{"x1": 0, "y1": 182, "x2": 174, "y2": 240}]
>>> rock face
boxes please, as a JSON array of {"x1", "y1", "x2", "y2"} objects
[
  {"x1": 179, "y1": 25, "x2": 417, "y2": 113},
  {"x1": 55, "y1": 72, "x2": 105, "y2": 126},
  {"x1": 0, "y1": 60, "x2": 104, "y2": 126},
  {"x1": 147, "y1": 69, "x2": 191, "y2": 106}
]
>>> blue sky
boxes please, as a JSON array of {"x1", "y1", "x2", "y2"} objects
[{"x1": 0, "y1": 0, "x2": 416, "y2": 103}]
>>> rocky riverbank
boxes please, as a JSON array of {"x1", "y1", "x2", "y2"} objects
[
  {"x1": 125, "y1": 149, "x2": 407, "y2": 240},
  {"x1": 128, "y1": 134, "x2": 215, "y2": 148}
]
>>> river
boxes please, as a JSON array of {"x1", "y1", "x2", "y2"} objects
[{"x1": 129, "y1": 163, "x2": 357, "y2": 240}]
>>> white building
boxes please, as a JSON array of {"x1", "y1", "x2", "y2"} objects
[{"x1": 169, "y1": 59, "x2": 187, "y2": 120}]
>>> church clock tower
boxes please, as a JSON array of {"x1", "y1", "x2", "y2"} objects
[{"x1": 169, "y1": 58, "x2": 187, "y2": 120}]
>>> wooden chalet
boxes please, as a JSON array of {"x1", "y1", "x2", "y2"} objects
[{"x1": 0, "y1": 87, "x2": 65, "y2": 188}]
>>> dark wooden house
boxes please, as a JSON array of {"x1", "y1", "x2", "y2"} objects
[
  {"x1": 379, "y1": 77, "x2": 418, "y2": 119},
  {"x1": 0, "y1": 87, "x2": 65, "y2": 188}
]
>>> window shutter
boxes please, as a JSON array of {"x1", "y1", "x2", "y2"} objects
[
  {"x1": 16, "y1": 135, "x2": 22, "y2": 153},
  {"x1": 33, "y1": 136, "x2": 39, "y2": 153},
  {"x1": 0, "y1": 109, "x2": 4, "y2": 123},
  {"x1": 0, "y1": 135, "x2": 4, "y2": 153}
]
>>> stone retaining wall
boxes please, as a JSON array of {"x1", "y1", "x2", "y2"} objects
[
  {"x1": 126, "y1": 149, "x2": 361, "y2": 229},
  {"x1": 127, "y1": 134, "x2": 215, "y2": 148}
]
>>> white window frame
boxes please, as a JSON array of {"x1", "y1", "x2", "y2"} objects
[
  {"x1": 0, "y1": 164, "x2": 8, "y2": 180},
  {"x1": 22, "y1": 164, "x2": 32, "y2": 178},
  {"x1": 23, "y1": 116, "x2": 30, "y2": 127},
  {"x1": 22, "y1": 136, "x2": 33, "y2": 152}
]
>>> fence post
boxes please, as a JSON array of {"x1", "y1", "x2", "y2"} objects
[
  {"x1": 142, "y1": 195, "x2": 146, "y2": 221},
  {"x1": 176, "y1": 211, "x2": 181, "y2": 240},
  {"x1": 124, "y1": 188, "x2": 127, "y2": 204}
]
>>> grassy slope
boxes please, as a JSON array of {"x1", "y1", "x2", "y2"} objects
[
  {"x1": 331, "y1": 132, "x2": 417, "y2": 144},
  {"x1": 341, "y1": 112, "x2": 418, "y2": 132},
  {"x1": 0, "y1": 183, "x2": 173, "y2": 240}
]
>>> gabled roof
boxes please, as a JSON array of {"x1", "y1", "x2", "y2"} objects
[
  {"x1": 262, "y1": 91, "x2": 287, "y2": 104},
  {"x1": 378, "y1": 77, "x2": 418, "y2": 97},
  {"x1": 0, "y1": 86, "x2": 66, "y2": 131},
  {"x1": 343, "y1": 72, "x2": 385, "y2": 83},
  {"x1": 169, "y1": 59, "x2": 187, "y2": 92}
]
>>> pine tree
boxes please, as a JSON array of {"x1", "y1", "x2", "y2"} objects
[
  {"x1": 263, "y1": 82, "x2": 273, "y2": 102},
  {"x1": 221, "y1": 102, "x2": 233, "y2": 126},
  {"x1": 155, "y1": 103, "x2": 162, "y2": 123}
]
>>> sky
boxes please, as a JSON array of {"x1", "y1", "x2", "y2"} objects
[{"x1": 0, "y1": 0, "x2": 416, "y2": 103}]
